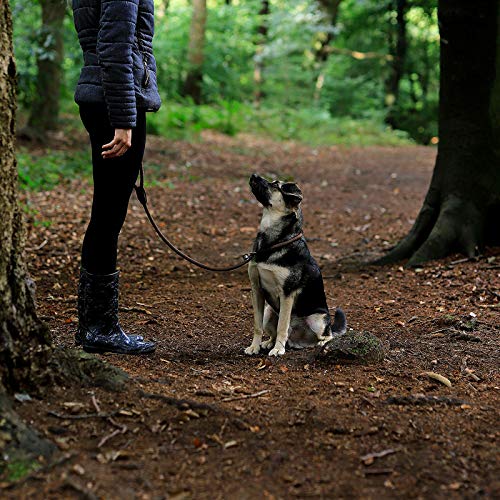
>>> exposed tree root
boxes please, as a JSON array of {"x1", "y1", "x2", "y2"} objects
[
  {"x1": 375, "y1": 194, "x2": 487, "y2": 267},
  {"x1": 0, "y1": 349, "x2": 128, "y2": 484},
  {"x1": 0, "y1": 394, "x2": 56, "y2": 483},
  {"x1": 49, "y1": 348, "x2": 128, "y2": 392}
]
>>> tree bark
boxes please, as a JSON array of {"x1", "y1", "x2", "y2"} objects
[
  {"x1": 378, "y1": 0, "x2": 500, "y2": 267},
  {"x1": 385, "y1": 0, "x2": 407, "y2": 127},
  {"x1": 182, "y1": 0, "x2": 207, "y2": 104},
  {"x1": 0, "y1": 0, "x2": 51, "y2": 396},
  {"x1": 0, "y1": 0, "x2": 57, "y2": 475},
  {"x1": 254, "y1": 0, "x2": 270, "y2": 107},
  {"x1": 25, "y1": 0, "x2": 66, "y2": 139}
]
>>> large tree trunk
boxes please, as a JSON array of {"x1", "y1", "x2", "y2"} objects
[
  {"x1": 25, "y1": 0, "x2": 66, "y2": 139},
  {"x1": 254, "y1": 0, "x2": 270, "y2": 107},
  {"x1": 0, "y1": 0, "x2": 51, "y2": 397},
  {"x1": 378, "y1": 0, "x2": 500, "y2": 267},
  {"x1": 182, "y1": 0, "x2": 207, "y2": 104},
  {"x1": 385, "y1": 0, "x2": 407, "y2": 127},
  {"x1": 0, "y1": 0, "x2": 57, "y2": 475}
]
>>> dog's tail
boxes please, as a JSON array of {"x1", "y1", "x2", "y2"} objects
[{"x1": 331, "y1": 308, "x2": 347, "y2": 335}]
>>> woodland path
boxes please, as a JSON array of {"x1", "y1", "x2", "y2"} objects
[{"x1": 7, "y1": 131, "x2": 499, "y2": 498}]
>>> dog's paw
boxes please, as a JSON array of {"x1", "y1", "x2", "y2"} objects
[
  {"x1": 268, "y1": 346, "x2": 285, "y2": 357},
  {"x1": 317, "y1": 336, "x2": 333, "y2": 347},
  {"x1": 260, "y1": 338, "x2": 274, "y2": 350},
  {"x1": 244, "y1": 344, "x2": 261, "y2": 355}
]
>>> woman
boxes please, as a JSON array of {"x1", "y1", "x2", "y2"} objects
[{"x1": 72, "y1": 0, "x2": 161, "y2": 354}]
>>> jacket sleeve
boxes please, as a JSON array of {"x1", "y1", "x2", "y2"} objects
[{"x1": 97, "y1": 0, "x2": 139, "y2": 128}]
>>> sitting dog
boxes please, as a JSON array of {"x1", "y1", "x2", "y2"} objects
[{"x1": 245, "y1": 174, "x2": 346, "y2": 357}]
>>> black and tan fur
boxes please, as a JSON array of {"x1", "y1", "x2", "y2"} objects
[{"x1": 245, "y1": 174, "x2": 346, "y2": 357}]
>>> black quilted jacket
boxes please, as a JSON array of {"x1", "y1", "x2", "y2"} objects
[{"x1": 72, "y1": 0, "x2": 161, "y2": 128}]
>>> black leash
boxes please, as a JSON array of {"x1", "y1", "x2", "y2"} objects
[{"x1": 134, "y1": 163, "x2": 304, "y2": 272}]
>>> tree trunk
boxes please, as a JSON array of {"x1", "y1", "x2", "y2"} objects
[
  {"x1": 25, "y1": 0, "x2": 66, "y2": 139},
  {"x1": 254, "y1": 0, "x2": 270, "y2": 107},
  {"x1": 0, "y1": 0, "x2": 57, "y2": 475},
  {"x1": 182, "y1": 0, "x2": 207, "y2": 104},
  {"x1": 313, "y1": 0, "x2": 342, "y2": 101},
  {"x1": 378, "y1": 0, "x2": 500, "y2": 267},
  {"x1": 0, "y1": 0, "x2": 51, "y2": 397},
  {"x1": 385, "y1": 0, "x2": 407, "y2": 127}
]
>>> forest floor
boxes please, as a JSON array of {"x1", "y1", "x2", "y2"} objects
[{"x1": 5, "y1": 130, "x2": 499, "y2": 499}]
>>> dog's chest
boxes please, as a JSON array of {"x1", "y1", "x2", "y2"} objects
[{"x1": 257, "y1": 263, "x2": 290, "y2": 307}]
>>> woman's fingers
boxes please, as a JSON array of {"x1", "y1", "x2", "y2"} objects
[
  {"x1": 102, "y1": 138, "x2": 116, "y2": 150},
  {"x1": 102, "y1": 129, "x2": 133, "y2": 159},
  {"x1": 102, "y1": 140, "x2": 129, "y2": 158}
]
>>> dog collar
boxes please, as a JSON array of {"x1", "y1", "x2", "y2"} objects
[{"x1": 244, "y1": 232, "x2": 304, "y2": 261}]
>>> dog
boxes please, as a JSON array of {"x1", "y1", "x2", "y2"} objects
[{"x1": 245, "y1": 174, "x2": 346, "y2": 357}]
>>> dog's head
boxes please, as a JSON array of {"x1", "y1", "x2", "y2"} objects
[{"x1": 249, "y1": 174, "x2": 303, "y2": 221}]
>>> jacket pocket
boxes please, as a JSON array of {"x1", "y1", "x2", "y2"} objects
[{"x1": 78, "y1": 65, "x2": 103, "y2": 86}]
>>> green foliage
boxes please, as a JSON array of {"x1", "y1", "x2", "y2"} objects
[
  {"x1": 1, "y1": 458, "x2": 40, "y2": 482},
  {"x1": 147, "y1": 99, "x2": 411, "y2": 146},
  {"x1": 17, "y1": 148, "x2": 91, "y2": 191},
  {"x1": 11, "y1": 0, "x2": 439, "y2": 150}
]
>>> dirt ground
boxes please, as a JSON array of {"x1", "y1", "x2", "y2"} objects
[{"x1": 5, "y1": 131, "x2": 499, "y2": 499}]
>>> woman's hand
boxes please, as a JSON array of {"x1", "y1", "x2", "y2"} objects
[{"x1": 102, "y1": 128, "x2": 132, "y2": 159}]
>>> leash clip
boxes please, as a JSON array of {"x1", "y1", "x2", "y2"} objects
[{"x1": 242, "y1": 252, "x2": 256, "y2": 262}]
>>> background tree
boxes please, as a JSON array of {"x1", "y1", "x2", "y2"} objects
[
  {"x1": 312, "y1": 0, "x2": 342, "y2": 101},
  {"x1": 25, "y1": 0, "x2": 66, "y2": 139},
  {"x1": 182, "y1": 0, "x2": 208, "y2": 104},
  {"x1": 254, "y1": 0, "x2": 270, "y2": 107},
  {"x1": 378, "y1": 0, "x2": 500, "y2": 266},
  {"x1": 384, "y1": 0, "x2": 407, "y2": 127}
]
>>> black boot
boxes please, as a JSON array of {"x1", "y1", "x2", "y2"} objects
[{"x1": 76, "y1": 267, "x2": 156, "y2": 354}]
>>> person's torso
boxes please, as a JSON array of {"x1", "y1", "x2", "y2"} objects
[
  {"x1": 72, "y1": 0, "x2": 155, "y2": 67},
  {"x1": 72, "y1": 0, "x2": 161, "y2": 111}
]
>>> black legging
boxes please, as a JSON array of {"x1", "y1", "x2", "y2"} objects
[{"x1": 79, "y1": 103, "x2": 147, "y2": 275}]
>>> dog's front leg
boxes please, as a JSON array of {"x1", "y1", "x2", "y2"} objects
[
  {"x1": 245, "y1": 262, "x2": 264, "y2": 355},
  {"x1": 269, "y1": 294, "x2": 295, "y2": 357}
]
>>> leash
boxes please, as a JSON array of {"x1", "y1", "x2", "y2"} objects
[{"x1": 134, "y1": 163, "x2": 304, "y2": 272}]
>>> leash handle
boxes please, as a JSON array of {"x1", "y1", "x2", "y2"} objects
[{"x1": 134, "y1": 164, "x2": 304, "y2": 273}]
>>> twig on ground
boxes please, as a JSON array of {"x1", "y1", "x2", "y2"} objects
[
  {"x1": 385, "y1": 395, "x2": 469, "y2": 406},
  {"x1": 450, "y1": 256, "x2": 478, "y2": 266},
  {"x1": 137, "y1": 390, "x2": 251, "y2": 430},
  {"x1": 361, "y1": 448, "x2": 399, "y2": 465},
  {"x1": 48, "y1": 411, "x2": 119, "y2": 420},
  {"x1": 450, "y1": 332, "x2": 481, "y2": 342},
  {"x1": 119, "y1": 306, "x2": 152, "y2": 315},
  {"x1": 363, "y1": 468, "x2": 394, "y2": 475},
  {"x1": 221, "y1": 390, "x2": 270, "y2": 402},
  {"x1": 91, "y1": 394, "x2": 101, "y2": 414},
  {"x1": 425, "y1": 327, "x2": 456, "y2": 337},
  {"x1": 25, "y1": 239, "x2": 48, "y2": 252},
  {"x1": 98, "y1": 424, "x2": 127, "y2": 449}
]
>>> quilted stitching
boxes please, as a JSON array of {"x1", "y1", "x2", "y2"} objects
[{"x1": 72, "y1": 0, "x2": 161, "y2": 128}]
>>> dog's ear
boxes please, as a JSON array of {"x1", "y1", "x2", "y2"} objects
[{"x1": 281, "y1": 183, "x2": 303, "y2": 208}]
